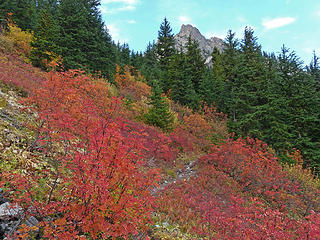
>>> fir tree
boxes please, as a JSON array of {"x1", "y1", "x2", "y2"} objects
[
  {"x1": 156, "y1": 17, "x2": 175, "y2": 92},
  {"x1": 200, "y1": 47, "x2": 225, "y2": 106},
  {"x1": 145, "y1": 81, "x2": 174, "y2": 132},
  {"x1": 184, "y1": 36, "x2": 206, "y2": 93},
  {"x1": 30, "y1": 7, "x2": 60, "y2": 69},
  {"x1": 0, "y1": 0, "x2": 37, "y2": 30},
  {"x1": 230, "y1": 27, "x2": 267, "y2": 137},
  {"x1": 219, "y1": 30, "x2": 240, "y2": 117},
  {"x1": 168, "y1": 51, "x2": 200, "y2": 110},
  {"x1": 57, "y1": 0, "x2": 115, "y2": 78},
  {"x1": 140, "y1": 41, "x2": 161, "y2": 85},
  {"x1": 276, "y1": 46, "x2": 320, "y2": 167},
  {"x1": 307, "y1": 52, "x2": 320, "y2": 91}
]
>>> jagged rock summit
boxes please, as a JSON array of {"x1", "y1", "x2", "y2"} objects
[{"x1": 174, "y1": 24, "x2": 225, "y2": 65}]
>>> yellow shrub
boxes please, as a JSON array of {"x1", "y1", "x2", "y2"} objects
[{"x1": 0, "y1": 22, "x2": 33, "y2": 58}]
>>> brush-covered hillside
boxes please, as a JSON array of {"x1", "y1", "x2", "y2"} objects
[{"x1": 0, "y1": 1, "x2": 320, "y2": 239}]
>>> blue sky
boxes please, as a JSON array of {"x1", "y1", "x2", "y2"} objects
[{"x1": 100, "y1": 0, "x2": 319, "y2": 64}]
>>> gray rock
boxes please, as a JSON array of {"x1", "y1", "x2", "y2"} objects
[
  {"x1": 174, "y1": 24, "x2": 226, "y2": 66},
  {"x1": 0, "y1": 202, "x2": 24, "y2": 220}
]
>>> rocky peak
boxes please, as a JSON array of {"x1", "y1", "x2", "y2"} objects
[{"x1": 174, "y1": 24, "x2": 225, "y2": 66}]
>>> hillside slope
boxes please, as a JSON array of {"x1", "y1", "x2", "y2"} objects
[{"x1": 0, "y1": 42, "x2": 320, "y2": 240}]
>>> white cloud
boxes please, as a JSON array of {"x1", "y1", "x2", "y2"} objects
[
  {"x1": 100, "y1": 6, "x2": 108, "y2": 14},
  {"x1": 101, "y1": 0, "x2": 139, "y2": 14},
  {"x1": 106, "y1": 23, "x2": 129, "y2": 43},
  {"x1": 127, "y1": 19, "x2": 136, "y2": 24},
  {"x1": 262, "y1": 17, "x2": 296, "y2": 29},
  {"x1": 117, "y1": 5, "x2": 135, "y2": 11},
  {"x1": 178, "y1": 15, "x2": 192, "y2": 24},
  {"x1": 106, "y1": 24, "x2": 120, "y2": 39},
  {"x1": 317, "y1": 10, "x2": 320, "y2": 17},
  {"x1": 304, "y1": 47, "x2": 313, "y2": 54},
  {"x1": 101, "y1": 0, "x2": 138, "y2": 4},
  {"x1": 237, "y1": 16, "x2": 247, "y2": 23}
]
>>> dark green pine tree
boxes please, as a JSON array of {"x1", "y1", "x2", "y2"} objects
[
  {"x1": 156, "y1": 17, "x2": 175, "y2": 92},
  {"x1": 144, "y1": 81, "x2": 174, "y2": 132},
  {"x1": 307, "y1": 52, "x2": 320, "y2": 92},
  {"x1": 130, "y1": 50, "x2": 144, "y2": 71},
  {"x1": 257, "y1": 53, "x2": 295, "y2": 157},
  {"x1": 57, "y1": 0, "x2": 115, "y2": 78},
  {"x1": 168, "y1": 50, "x2": 200, "y2": 110},
  {"x1": 229, "y1": 27, "x2": 268, "y2": 138},
  {"x1": 85, "y1": 0, "x2": 116, "y2": 78},
  {"x1": 35, "y1": 0, "x2": 59, "y2": 15},
  {"x1": 0, "y1": 0, "x2": 37, "y2": 30},
  {"x1": 115, "y1": 42, "x2": 130, "y2": 66},
  {"x1": 140, "y1": 41, "x2": 161, "y2": 85},
  {"x1": 184, "y1": 36, "x2": 206, "y2": 93},
  {"x1": 30, "y1": 7, "x2": 60, "y2": 69},
  {"x1": 199, "y1": 47, "x2": 225, "y2": 106},
  {"x1": 219, "y1": 30, "x2": 240, "y2": 117},
  {"x1": 277, "y1": 46, "x2": 320, "y2": 168}
]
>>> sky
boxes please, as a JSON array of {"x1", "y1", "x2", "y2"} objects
[{"x1": 100, "y1": 0, "x2": 319, "y2": 64}]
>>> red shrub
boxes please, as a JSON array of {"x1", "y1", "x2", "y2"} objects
[{"x1": 2, "y1": 70, "x2": 160, "y2": 239}]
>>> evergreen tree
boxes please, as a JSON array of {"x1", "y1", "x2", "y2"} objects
[
  {"x1": 145, "y1": 81, "x2": 174, "y2": 132},
  {"x1": 229, "y1": 27, "x2": 267, "y2": 137},
  {"x1": 140, "y1": 41, "x2": 161, "y2": 85},
  {"x1": 168, "y1": 51, "x2": 200, "y2": 110},
  {"x1": 130, "y1": 50, "x2": 144, "y2": 71},
  {"x1": 115, "y1": 42, "x2": 130, "y2": 66},
  {"x1": 30, "y1": 7, "x2": 60, "y2": 69},
  {"x1": 200, "y1": 47, "x2": 225, "y2": 106},
  {"x1": 219, "y1": 30, "x2": 240, "y2": 117},
  {"x1": 307, "y1": 52, "x2": 320, "y2": 91},
  {"x1": 184, "y1": 36, "x2": 206, "y2": 93},
  {"x1": 156, "y1": 17, "x2": 175, "y2": 92},
  {"x1": 0, "y1": 0, "x2": 37, "y2": 30},
  {"x1": 256, "y1": 53, "x2": 294, "y2": 156},
  {"x1": 57, "y1": 0, "x2": 115, "y2": 78},
  {"x1": 276, "y1": 46, "x2": 320, "y2": 167}
]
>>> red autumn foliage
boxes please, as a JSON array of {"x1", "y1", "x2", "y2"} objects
[
  {"x1": 2, "y1": 70, "x2": 160, "y2": 239},
  {"x1": 123, "y1": 121, "x2": 176, "y2": 163},
  {"x1": 168, "y1": 126, "x2": 195, "y2": 154},
  {"x1": 200, "y1": 137, "x2": 320, "y2": 216},
  {"x1": 0, "y1": 53, "x2": 45, "y2": 93},
  {"x1": 159, "y1": 137, "x2": 320, "y2": 239}
]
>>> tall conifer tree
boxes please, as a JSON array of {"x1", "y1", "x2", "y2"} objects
[
  {"x1": 30, "y1": 7, "x2": 60, "y2": 69},
  {"x1": 156, "y1": 17, "x2": 175, "y2": 92},
  {"x1": 57, "y1": 0, "x2": 115, "y2": 78}
]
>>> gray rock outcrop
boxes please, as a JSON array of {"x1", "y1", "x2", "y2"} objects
[
  {"x1": 174, "y1": 24, "x2": 225, "y2": 66},
  {"x1": 0, "y1": 190, "x2": 39, "y2": 239}
]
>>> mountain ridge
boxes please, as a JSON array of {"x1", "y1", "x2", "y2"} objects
[{"x1": 174, "y1": 24, "x2": 225, "y2": 65}]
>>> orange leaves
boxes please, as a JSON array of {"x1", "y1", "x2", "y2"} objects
[
  {"x1": 184, "y1": 113, "x2": 211, "y2": 140},
  {"x1": 114, "y1": 65, "x2": 151, "y2": 102}
]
